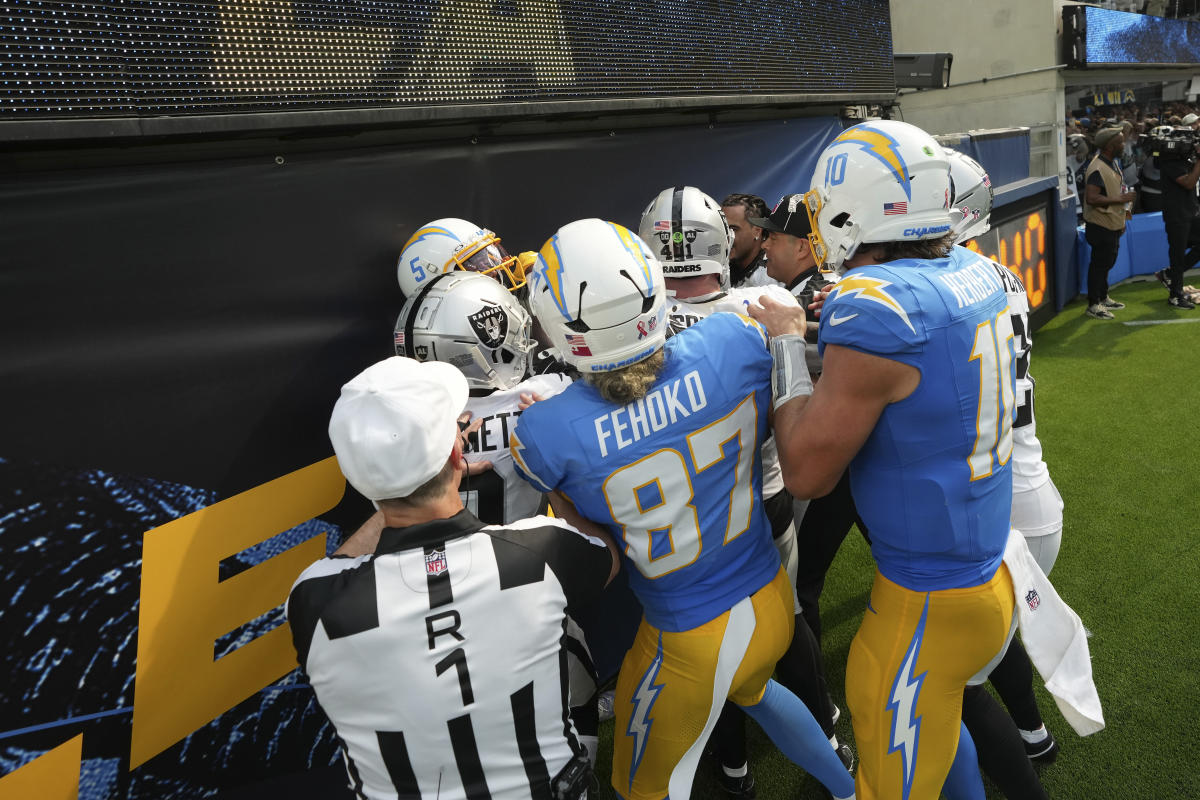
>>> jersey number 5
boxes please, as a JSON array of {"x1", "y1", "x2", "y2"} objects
[
  {"x1": 968, "y1": 310, "x2": 1016, "y2": 480},
  {"x1": 601, "y1": 394, "x2": 758, "y2": 578}
]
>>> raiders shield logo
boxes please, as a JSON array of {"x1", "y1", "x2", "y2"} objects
[{"x1": 468, "y1": 304, "x2": 508, "y2": 349}]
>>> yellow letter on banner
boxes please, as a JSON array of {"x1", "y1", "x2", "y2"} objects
[
  {"x1": 129, "y1": 457, "x2": 345, "y2": 769},
  {"x1": 0, "y1": 734, "x2": 81, "y2": 800}
]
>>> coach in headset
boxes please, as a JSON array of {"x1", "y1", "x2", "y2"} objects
[{"x1": 287, "y1": 357, "x2": 618, "y2": 800}]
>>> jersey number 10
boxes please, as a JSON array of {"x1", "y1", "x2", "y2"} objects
[
  {"x1": 968, "y1": 310, "x2": 1016, "y2": 480},
  {"x1": 601, "y1": 395, "x2": 758, "y2": 579}
]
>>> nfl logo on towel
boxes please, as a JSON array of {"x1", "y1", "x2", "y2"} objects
[
  {"x1": 1025, "y1": 589, "x2": 1041, "y2": 611},
  {"x1": 425, "y1": 548, "x2": 448, "y2": 577}
]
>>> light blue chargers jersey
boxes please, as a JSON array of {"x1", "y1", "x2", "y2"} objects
[
  {"x1": 818, "y1": 246, "x2": 1017, "y2": 591},
  {"x1": 511, "y1": 313, "x2": 781, "y2": 632}
]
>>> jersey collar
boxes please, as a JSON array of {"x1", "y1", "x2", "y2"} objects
[
  {"x1": 786, "y1": 265, "x2": 820, "y2": 292},
  {"x1": 377, "y1": 509, "x2": 488, "y2": 554}
]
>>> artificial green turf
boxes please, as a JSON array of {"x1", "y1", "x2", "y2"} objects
[{"x1": 592, "y1": 276, "x2": 1200, "y2": 798}]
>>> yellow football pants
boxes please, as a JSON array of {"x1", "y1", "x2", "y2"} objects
[
  {"x1": 611, "y1": 567, "x2": 794, "y2": 800},
  {"x1": 847, "y1": 565, "x2": 1015, "y2": 800}
]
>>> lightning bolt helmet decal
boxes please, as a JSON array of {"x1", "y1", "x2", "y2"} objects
[{"x1": 832, "y1": 124, "x2": 913, "y2": 200}]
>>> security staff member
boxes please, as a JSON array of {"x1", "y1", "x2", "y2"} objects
[
  {"x1": 288, "y1": 357, "x2": 619, "y2": 800},
  {"x1": 1082, "y1": 127, "x2": 1137, "y2": 319}
]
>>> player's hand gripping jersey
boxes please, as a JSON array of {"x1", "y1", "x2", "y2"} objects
[
  {"x1": 512, "y1": 312, "x2": 780, "y2": 632},
  {"x1": 818, "y1": 245, "x2": 1017, "y2": 591},
  {"x1": 461, "y1": 372, "x2": 570, "y2": 524}
]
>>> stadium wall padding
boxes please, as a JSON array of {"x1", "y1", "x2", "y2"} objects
[{"x1": 0, "y1": 114, "x2": 841, "y2": 799}]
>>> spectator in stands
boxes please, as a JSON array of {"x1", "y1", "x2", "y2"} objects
[
  {"x1": 721, "y1": 193, "x2": 777, "y2": 287},
  {"x1": 1066, "y1": 134, "x2": 1090, "y2": 217},
  {"x1": 1140, "y1": 150, "x2": 1164, "y2": 213},
  {"x1": 1154, "y1": 135, "x2": 1200, "y2": 309},
  {"x1": 1082, "y1": 127, "x2": 1137, "y2": 320},
  {"x1": 1121, "y1": 120, "x2": 1141, "y2": 200},
  {"x1": 1144, "y1": 0, "x2": 1169, "y2": 17},
  {"x1": 1183, "y1": 113, "x2": 1200, "y2": 130}
]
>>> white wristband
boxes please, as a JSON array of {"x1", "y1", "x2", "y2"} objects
[{"x1": 771, "y1": 334, "x2": 813, "y2": 410}]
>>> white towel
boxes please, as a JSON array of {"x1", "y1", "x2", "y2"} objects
[{"x1": 1003, "y1": 529, "x2": 1105, "y2": 736}]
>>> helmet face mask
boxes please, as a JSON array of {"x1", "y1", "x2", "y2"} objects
[
  {"x1": 637, "y1": 186, "x2": 731, "y2": 299},
  {"x1": 944, "y1": 147, "x2": 994, "y2": 244},
  {"x1": 395, "y1": 272, "x2": 536, "y2": 392},
  {"x1": 451, "y1": 235, "x2": 526, "y2": 291},
  {"x1": 529, "y1": 219, "x2": 666, "y2": 373},
  {"x1": 397, "y1": 217, "x2": 526, "y2": 297},
  {"x1": 807, "y1": 120, "x2": 954, "y2": 275}
]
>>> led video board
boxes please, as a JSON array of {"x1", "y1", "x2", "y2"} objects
[{"x1": 1, "y1": 0, "x2": 894, "y2": 120}]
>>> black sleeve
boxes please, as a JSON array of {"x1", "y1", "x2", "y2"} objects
[
  {"x1": 485, "y1": 522, "x2": 611, "y2": 613},
  {"x1": 1086, "y1": 169, "x2": 1107, "y2": 192}
]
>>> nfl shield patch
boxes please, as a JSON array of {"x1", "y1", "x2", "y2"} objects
[
  {"x1": 1025, "y1": 589, "x2": 1041, "y2": 611},
  {"x1": 425, "y1": 548, "x2": 448, "y2": 577}
]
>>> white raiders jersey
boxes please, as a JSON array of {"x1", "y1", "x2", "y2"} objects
[
  {"x1": 664, "y1": 284, "x2": 797, "y2": 499},
  {"x1": 288, "y1": 512, "x2": 611, "y2": 800},
  {"x1": 986, "y1": 257, "x2": 1051, "y2": 493},
  {"x1": 739, "y1": 263, "x2": 782, "y2": 288},
  {"x1": 461, "y1": 373, "x2": 571, "y2": 524}
]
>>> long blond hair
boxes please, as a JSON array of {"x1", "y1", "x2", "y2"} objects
[{"x1": 584, "y1": 351, "x2": 665, "y2": 405}]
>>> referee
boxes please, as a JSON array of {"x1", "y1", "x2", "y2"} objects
[{"x1": 288, "y1": 357, "x2": 619, "y2": 800}]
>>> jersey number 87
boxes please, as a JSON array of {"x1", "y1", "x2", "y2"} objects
[{"x1": 601, "y1": 394, "x2": 759, "y2": 578}]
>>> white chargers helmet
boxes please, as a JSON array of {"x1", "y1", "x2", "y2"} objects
[
  {"x1": 397, "y1": 217, "x2": 527, "y2": 297},
  {"x1": 944, "y1": 147, "x2": 994, "y2": 244},
  {"x1": 394, "y1": 271, "x2": 536, "y2": 392},
  {"x1": 804, "y1": 120, "x2": 954, "y2": 275},
  {"x1": 528, "y1": 219, "x2": 666, "y2": 373},
  {"x1": 637, "y1": 186, "x2": 731, "y2": 299}
]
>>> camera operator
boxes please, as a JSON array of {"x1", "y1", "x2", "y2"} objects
[{"x1": 1156, "y1": 128, "x2": 1200, "y2": 309}]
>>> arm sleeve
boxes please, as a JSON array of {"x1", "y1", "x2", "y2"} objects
[
  {"x1": 487, "y1": 517, "x2": 612, "y2": 611},
  {"x1": 1086, "y1": 169, "x2": 1107, "y2": 192}
]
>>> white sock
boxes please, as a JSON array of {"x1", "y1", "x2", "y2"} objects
[
  {"x1": 829, "y1": 734, "x2": 839, "y2": 749},
  {"x1": 1019, "y1": 724, "x2": 1048, "y2": 745},
  {"x1": 833, "y1": 792, "x2": 856, "y2": 800},
  {"x1": 722, "y1": 762, "x2": 749, "y2": 778}
]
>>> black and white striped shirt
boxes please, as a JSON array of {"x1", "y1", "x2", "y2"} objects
[{"x1": 288, "y1": 510, "x2": 610, "y2": 800}]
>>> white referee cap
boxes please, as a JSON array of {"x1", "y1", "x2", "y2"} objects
[{"x1": 329, "y1": 356, "x2": 468, "y2": 501}]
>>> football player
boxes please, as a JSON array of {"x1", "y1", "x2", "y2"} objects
[
  {"x1": 511, "y1": 219, "x2": 855, "y2": 800},
  {"x1": 946, "y1": 148, "x2": 1060, "y2": 798},
  {"x1": 751, "y1": 120, "x2": 1017, "y2": 800},
  {"x1": 638, "y1": 186, "x2": 850, "y2": 795},
  {"x1": 397, "y1": 217, "x2": 535, "y2": 297}
]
